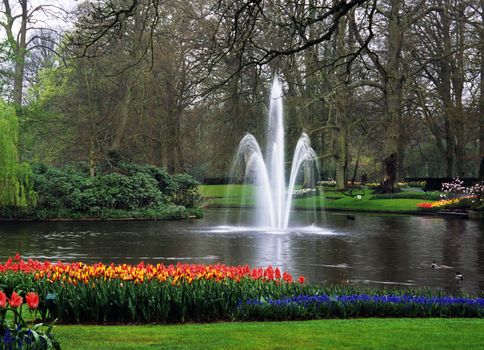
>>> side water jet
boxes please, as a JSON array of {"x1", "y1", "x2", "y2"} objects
[{"x1": 230, "y1": 76, "x2": 320, "y2": 232}]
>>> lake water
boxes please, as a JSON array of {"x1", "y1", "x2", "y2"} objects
[{"x1": 1, "y1": 209, "x2": 483, "y2": 294}]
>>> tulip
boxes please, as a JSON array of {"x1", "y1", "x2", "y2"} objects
[
  {"x1": 298, "y1": 276, "x2": 305, "y2": 284},
  {"x1": 9, "y1": 291, "x2": 23, "y2": 308},
  {"x1": 0, "y1": 291, "x2": 6, "y2": 308},
  {"x1": 25, "y1": 292, "x2": 39, "y2": 309}
]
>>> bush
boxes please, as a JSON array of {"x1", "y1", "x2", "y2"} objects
[
  {"x1": 372, "y1": 192, "x2": 442, "y2": 200},
  {"x1": 171, "y1": 174, "x2": 201, "y2": 208},
  {"x1": 1, "y1": 162, "x2": 202, "y2": 219}
]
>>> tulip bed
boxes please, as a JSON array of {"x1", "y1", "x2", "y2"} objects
[
  {"x1": 1, "y1": 255, "x2": 484, "y2": 326},
  {"x1": 0, "y1": 255, "x2": 305, "y2": 324}
]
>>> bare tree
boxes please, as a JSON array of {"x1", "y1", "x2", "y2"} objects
[{"x1": 0, "y1": 0, "x2": 65, "y2": 106}]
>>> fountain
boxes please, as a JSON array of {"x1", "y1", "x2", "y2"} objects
[{"x1": 229, "y1": 76, "x2": 320, "y2": 232}]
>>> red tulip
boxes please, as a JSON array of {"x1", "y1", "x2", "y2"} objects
[
  {"x1": 283, "y1": 272, "x2": 293, "y2": 283},
  {"x1": 9, "y1": 291, "x2": 23, "y2": 308},
  {"x1": 265, "y1": 266, "x2": 274, "y2": 280},
  {"x1": 0, "y1": 291, "x2": 6, "y2": 308},
  {"x1": 298, "y1": 275, "x2": 305, "y2": 284},
  {"x1": 25, "y1": 292, "x2": 39, "y2": 309},
  {"x1": 14, "y1": 253, "x2": 21, "y2": 261}
]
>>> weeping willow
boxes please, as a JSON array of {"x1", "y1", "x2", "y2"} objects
[{"x1": 0, "y1": 100, "x2": 36, "y2": 207}]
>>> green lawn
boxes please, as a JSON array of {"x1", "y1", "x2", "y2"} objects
[
  {"x1": 56, "y1": 319, "x2": 484, "y2": 349},
  {"x1": 200, "y1": 185, "x2": 432, "y2": 213}
]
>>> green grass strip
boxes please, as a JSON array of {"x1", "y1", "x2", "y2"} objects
[
  {"x1": 57, "y1": 318, "x2": 484, "y2": 349},
  {"x1": 200, "y1": 185, "x2": 432, "y2": 213}
]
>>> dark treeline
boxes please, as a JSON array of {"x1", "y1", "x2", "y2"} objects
[{"x1": 1, "y1": 0, "x2": 483, "y2": 193}]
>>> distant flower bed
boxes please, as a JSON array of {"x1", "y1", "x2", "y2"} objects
[
  {"x1": 438, "y1": 178, "x2": 484, "y2": 211},
  {"x1": 399, "y1": 181, "x2": 427, "y2": 188},
  {"x1": 317, "y1": 180, "x2": 336, "y2": 187},
  {"x1": 365, "y1": 182, "x2": 380, "y2": 189},
  {"x1": 291, "y1": 188, "x2": 318, "y2": 199},
  {"x1": 417, "y1": 196, "x2": 476, "y2": 210}
]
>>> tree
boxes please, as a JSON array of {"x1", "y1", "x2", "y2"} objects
[
  {"x1": 0, "y1": 99, "x2": 34, "y2": 206},
  {"x1": 0, "y1": 0, "x2": 64, "y2": 106},
  {"x1": 480, "y1": 0, "x2": 484, "y2": 179}
]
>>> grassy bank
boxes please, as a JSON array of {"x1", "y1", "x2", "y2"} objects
[
  {"x1": 56, "y1": 319, "x2": 484, "y2": 349},
  {"x1": 200, "y1": 185, "x2": 433, "y2": 213}
]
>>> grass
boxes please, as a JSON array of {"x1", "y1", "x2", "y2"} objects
[
  {"x1": 199, "y1": 185, "x2": 432, "y2": 213},
  {"x1": 56, "y1": 319, "x2": 484, "y2": 349}
]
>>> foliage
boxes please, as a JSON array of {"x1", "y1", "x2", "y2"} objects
[
  {"x1": 372, "y1": 191, "x2": 441, "y2": 201},
  {"x1": 0, "y1": 100, "x2": 36, "y2": 207},
  {"x1": 0, "y1": 162, "x2": 201, "y2": 219},
  {"x1": 416, "y1": 179, "x2": 484, "y2": 211},
  {"x1": 403, "y1": 181, "x2": 427, "y2": 188},
  {"x1": 237, "y1": 294, "x2": 484, "y2": 320},
  {"x1": 170, "y1": 174, "x2": 201, "y2": 208},
  {"x1": 439, "y1": 178, "x2": 484, "y2": 211},
  {"x1": 0, "y1": 288, "x2": 60, "y2": 350}
]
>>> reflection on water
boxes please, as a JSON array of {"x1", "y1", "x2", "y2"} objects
[{"x1": 0, "y1": 209, "x2": 483, "y2": 294}]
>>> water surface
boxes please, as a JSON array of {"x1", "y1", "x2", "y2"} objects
[{"x1": 1, "y1": 209, "x2": 483, "y2": 294}]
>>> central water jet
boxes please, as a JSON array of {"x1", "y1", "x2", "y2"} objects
[{"x1": 231, "y1": 76, "x2": 319, "y2": 231}]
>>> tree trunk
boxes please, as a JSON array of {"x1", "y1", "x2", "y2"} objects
[
  {"x1": 332, "y1": 6, "x2": 350, "y2": 190},
  {"x1": 479, "y1": 0, "x2": 484, "y2": 179},
  {"x1": 453, "y1": 4, "x2": 466, "y2": 176},
  {"x1": 380, "y1": 0, "x2": 404, "y2": 191},
  {"x1": 88, "y1": 139, "x2": 96, "y2": 177},
  {"x1": 2, "y1": 0, "x2": 28, "y2": 106},
  {"x1": 13, "y1": 0, "x2": 27, "y2": 106},
  {"x1": 334, "y1": 126, "x2": 347, "y2": 190},
  {"x1": 166, "y1": 110, "x2": 183, "y2": 174},
  {"x1": 111, "y1": 83, "x2": 131, "y2": 152},
  {"x1": 381, "y1": 153, "x2": 398, "y2": 193}
]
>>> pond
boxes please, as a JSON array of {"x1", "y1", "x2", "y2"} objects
[{"x1": 1, "y1": 209, "x2": 483, "y2": 294}]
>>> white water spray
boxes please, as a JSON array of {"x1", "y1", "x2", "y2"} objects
[{"x1": 231, "y1": 76, "x2": 319, "y2": 231}]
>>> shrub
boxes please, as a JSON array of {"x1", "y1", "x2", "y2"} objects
[
  {"x1": 2, "y1": 162, "x2": 201, "y2": 219},
  {"x1": 372, "y1": 192, "x2": 442, "y2": 200},
  {"x1": 171, "y1": 174, "x2": 200, "y2": 208}
]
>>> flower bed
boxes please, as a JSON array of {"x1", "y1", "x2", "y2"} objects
[
  {"x1": 291, "y1": 188, "x2": 318, "y2": 199},
  {"x1": 237, "y1": 294, "x2": 484, "y2": 320},
  {"x1": 417, "y1": 196, "x2": 476, "y2": 211},
  {"x1": 1, "y1": 256, "x2": 483, "y2": 325},
  {"x1": 0, "y1": 255, "x2": 304, "y2": 324}
]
